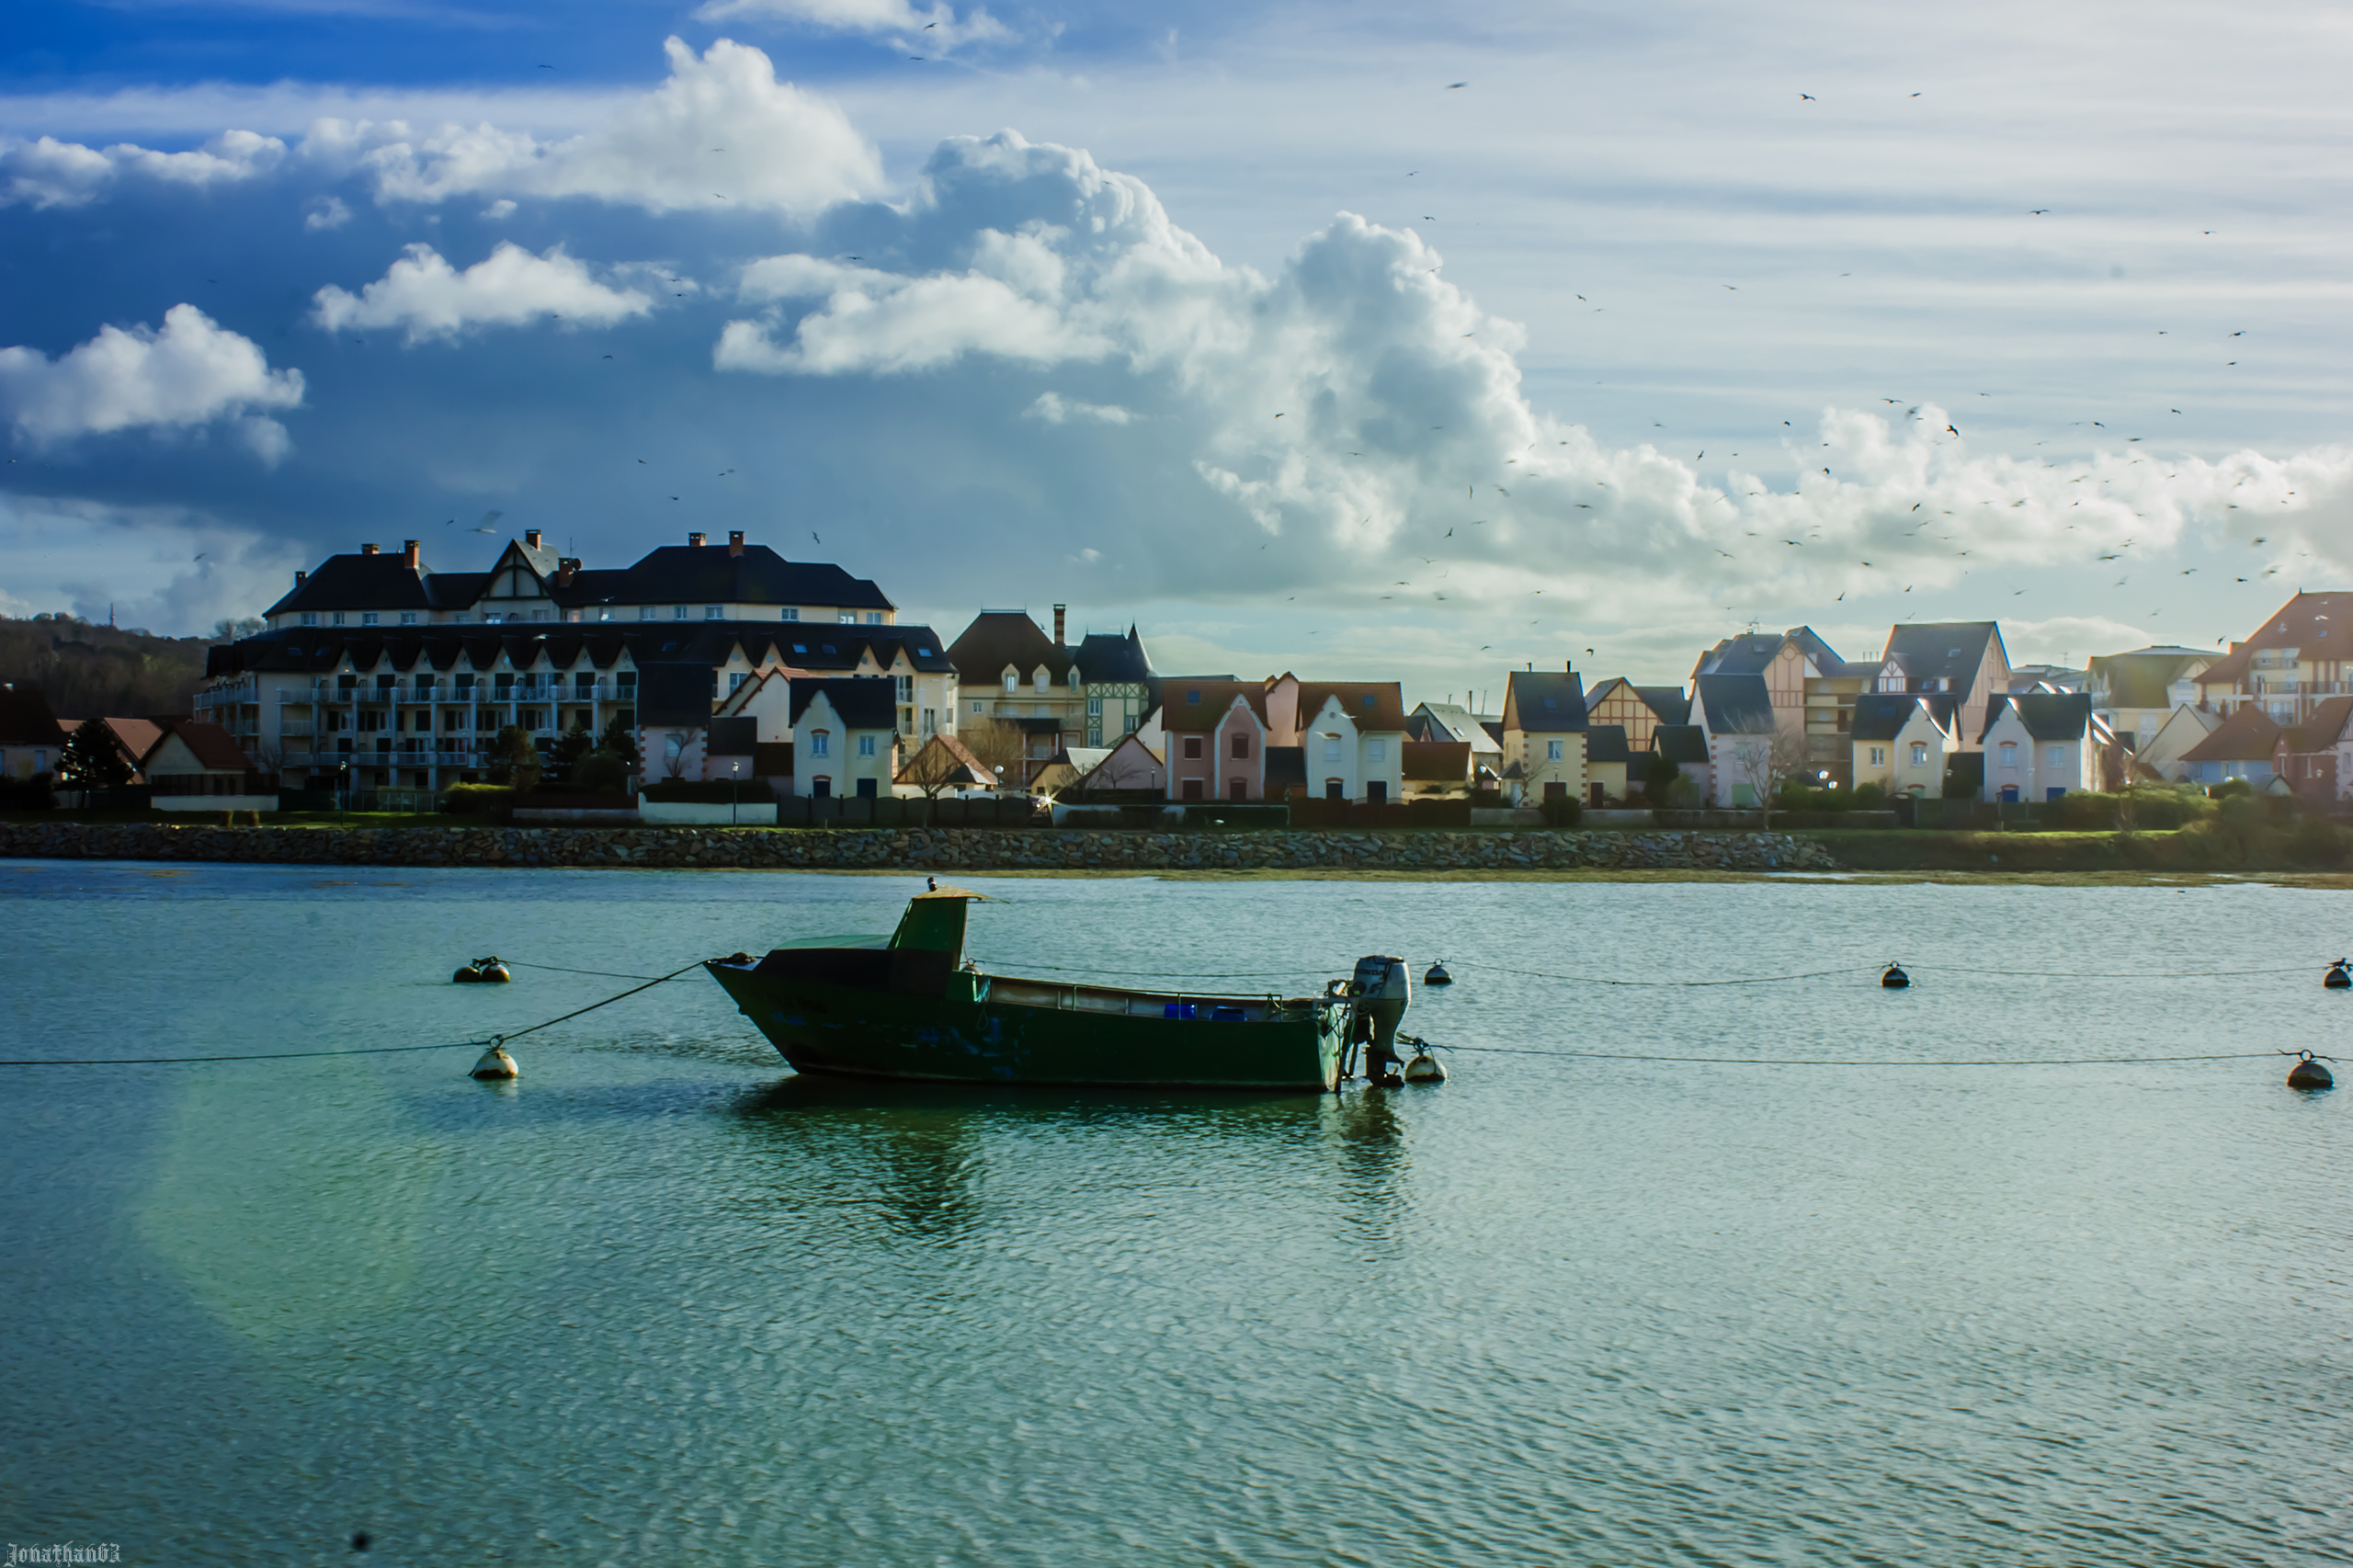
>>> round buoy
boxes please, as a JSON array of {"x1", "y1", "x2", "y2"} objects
[
  {"x1": 451, "y1": 964, "x2": 483, "y2": 984},
  {"x1": 1404, "y1": 1051, "x2": 1447, "y2": 1084},
  {"x1": 1881, "y1": 963, "x2": 1910, "y2": 990},
  {"x1": 1423, "y1": 961, "x2": 1453, "y2": 986},
  {"x1": 2288, "y1": 1051, "x2": 2334, "y2": 1091},
  {"x1": 476, "y1": 957, "x2": 513, "y2": 983},
  {"x1": 470, "y1": 1042, "x2": 520, "y2": 1081},
  {"x1": 1372, "y1": 1070, "x2": 1405, "y2": 1089},
  {"x1": 2325, "y1": 961, "x2": 2350, "y2": 990}
]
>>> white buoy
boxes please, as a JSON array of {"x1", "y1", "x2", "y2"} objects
[
  {"x1": 1404, "y1": 1051, "x2": 1447, "y2": 1084},
  {"x1": 471, "y1": 1042, "x2": 520, "y2": 1081}
]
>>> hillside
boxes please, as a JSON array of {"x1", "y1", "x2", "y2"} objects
[{"x1": 0, "y1": 615, "x2": 215, "y2": 720}]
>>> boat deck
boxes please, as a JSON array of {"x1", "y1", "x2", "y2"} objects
[{"x1": 983, "y1": 972, "x2": 1313, "y2": 1024}]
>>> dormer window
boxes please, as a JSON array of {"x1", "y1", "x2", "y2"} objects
[
  {"x1": 361, "y1": 612, "x2": 378, "y2": 627},
  {"x1": 1068, "y1": 669, "x2": 1081, "y2": 689},
  {"x1": 301, "y1": 612, "x2": 317, "y2": 627},
  {"x1": 705, "y1": 606, "x2": 723, "y2": 620},
  {"x1": 673, "y1": 606, "x2": 688, "y2": 620},
  {"x1": 1004, "y1": 670, "x2": 1019, "y2": 693},
  {"x1": 1033, "y1": 670, "x2": 1050, "y2": 693},
  {"x1": 1187, "y1": 689, "x2": 1201, "y2": 704},
  {"x1": 780, "y1": 608, "x2": 800, "y2": 622}
]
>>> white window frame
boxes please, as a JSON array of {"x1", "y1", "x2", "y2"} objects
[
  {"x1": 858, "y1": 734, "x2": 877, "y2": 757},
  {"x1": 808, "y1": 731, "x2": 831, "y2": 757}
]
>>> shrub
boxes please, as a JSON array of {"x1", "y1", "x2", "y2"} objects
[
  {"x1": 1850, "y1": 781, "x2": 1885, "y2": 810},
  {"x1": 642, "y1": 778, "x2": 757, "y2": 803},
  {"x1": 1539, "y1": 793, "x2": 1583, "y2": 828},
  {"x1": 444, "y1": 783, "x2": 515, "y2": 816},
  {"x1": 0, "y1": 772, "x2": 56, "y2": 811},
  {"x1": 572, "y1": 749, "x2": 631, "y2": 796}
]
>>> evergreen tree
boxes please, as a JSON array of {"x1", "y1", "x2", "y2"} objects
[{"x1": 57, "y1": 722, "x2": 133, "y2": 789}]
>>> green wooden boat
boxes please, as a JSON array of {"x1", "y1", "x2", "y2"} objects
[{"x1": 706, "y1": 884, "x2": 1409, "y2": 1090}]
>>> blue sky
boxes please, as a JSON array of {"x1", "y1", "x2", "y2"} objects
[{"x1": 4, "y1": 0, "x2": 2349, "y2": 696}]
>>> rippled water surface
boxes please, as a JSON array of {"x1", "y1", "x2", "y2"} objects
[{"x1": 3, "y1": 861, "x2": 2348, "y2": 1565}]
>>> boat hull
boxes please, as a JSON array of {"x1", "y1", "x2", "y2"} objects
[{"x1": 708, "y1": 959, "x2": 1347, "y2": 1091}]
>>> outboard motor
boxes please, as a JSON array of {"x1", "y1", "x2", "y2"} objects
[{"x1": 1351, "y1": 956, "x2": 1413, "y2": 1085}]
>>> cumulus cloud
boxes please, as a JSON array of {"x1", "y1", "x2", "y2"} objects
[
  {"x1": 0, "y1": 491, "x2": 309, "y2": 633},
  {"x1": 692, "y1": 0, "x2": 1009, "y2": 51},
  {"x1": 709, "y1": 129, "x2": 2353, "y2": 629},
  {"x1": 0, "y1": 129, "x2": 285, "y2": 208},
  {"x1": 313, "y1": 243, "x2": 655, "y2": 343},
  {"x1": 302, "y1": 193, "x2": 351, "y2": 230},
  {"x1": 319, "y1": 37, "x2": 882, "y2": 216},
  {"x1": 0, "y1": 305, "x2": 303, "y2": 459}
]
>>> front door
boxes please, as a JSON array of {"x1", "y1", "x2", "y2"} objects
[
  {"x1": 1325, "y1": 779, "x2": 1345, "y2": 801},
  {"x1": 812, "y1": 777, "x2": 831, "y2": 798},
  {"x1": 1366, "y1": 779, "x2": 1386, "y2": 804},
  {"x1": 1228, "y1": 778, "x2": 1247, "y2": 801},
  {"x1": 857, "y1": 777, "x2": 878, "y2": 799}
]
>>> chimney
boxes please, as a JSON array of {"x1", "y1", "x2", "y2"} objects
[
  {"x1": 404, "y1": 540, "x2": 420, "y2": 569},
  {"x1": 361, "y1": 542, "x2": 379, "y2": 555},
  {"x1": 525, "y1": 528, "x2": 542, "y2": 550},
  {"x1": 294, "y1": 570, "x2": 306, "y2": 585},
  {"x1": 728, "y1": 529, "x2": 745, "y2": 558},
  {"x1": 688, "y1": 531, "x2": 707, "y2": 548},
  {"x1": 1053, "y1": 603, "x2": 1066, "y2": 644},
  {"x1": 1566, "y1": 660, "x2": 1575, "y2": 673},
  {"x1": 556, "y1": 557, "x2": 578, "y2": 586}
]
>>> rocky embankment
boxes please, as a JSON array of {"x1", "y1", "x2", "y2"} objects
[{"x1": 0, "y1": 821, "x2": 1838, "y2": 873}]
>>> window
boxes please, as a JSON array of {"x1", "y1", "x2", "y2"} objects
[
  {"x1": 1869, "y1": 746, "x2": 1886, "y2": 767},
  {"x1": 1087, "y1": 697, "x2": 1103, "y2": 717},
  {"x1": 894, "y1": 676, "x2": 913, "y2": 703},
  {"x1": 1003, "y1": 671, "x2": 1019, "y2": 693},
  {"x1": 1232, "y1": 733, "x2": 1251, "y2": 759},
  {"x1": 858, "y1": 734, "x2": 876, "y2": 757},
  {"x1": 840, "y1": 612, "x2": 858, "y2": 624},
  {"x1": 483, "y1": 612, "x2": 502, "y2": 625},
  {"x1": 808, "y1": 731, "x2": 831, "y2": 757},
  {"x1": 674, "y1": 606, "x2": 688, "y2": 620},
  {"x1": 2047, "y1": 744, "x2": 2064, "y2": 769},
  {"x1": 1125, "y1": 712, "x2": 1139, "y2": 733},
  {"x1": 1068, "y1": 669, "x2": 1081, "y2": 688},
  {"x1": 332, "y1": 612, "x2": 346, "y2": 626},
  {"x1": 1324, "y1": 735, "x2": 1341, "y2": 763},
  {"x1": 361, "y1": 612, "x2": 379, "y2": 626},
  {"x1": 1034, "y1": 670, "x2": 1050, "y2": 693},
  {"x1": 1183, "y1": 778, "x2": 1204, "y2": 801},
  {"x1": 706, "y1": 606, "x2": 723, "y2": 620},
  {"x1": 1230, "y1": 778, "x2": 1248, "y2": 801},
  {"x1": 1910, "y1": 743, "x2": 1927, "y2": 767},
  {"x1": 400, "y1": 611, "x2": 417, "y2": 626},
  {"x1": 866, "y1": 612, "x2": 883, "y2": 625},
  {"x1": 1183, "y1": 736, "x2": 1203, "y2": 759},
  {"x1": 301, "y1": 612, "x2": 317, "y2": 626},
  {"x1": 972, "y1": 701, "x2": 985, "y2": 715},
  {"x1": 1999, "y1": 741, "x2": 2018, "y2": 768},
  {"x1": 1546, "y1": 740, "x2": 1563, "y2": 762},
  {"x1": 1187, "y1": 689, "x2": 1201, "y2": 704},
  {"x1": 1369, "y1": 739, "x2": 1386, "y2": 762},
  {"x1": 729, "y1": 672, "x2": 746, "y2": 691},
  {"x1": 640, "y1": 607, "x2": 655, "y2": 620}
]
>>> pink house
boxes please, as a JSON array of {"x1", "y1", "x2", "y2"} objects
[{"x1": 1162, "y1": 681, "x2": 1271, "y2": 801}]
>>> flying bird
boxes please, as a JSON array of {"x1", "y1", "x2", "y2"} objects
[
  {"x1": 1448, "y1": 82, "x2": 1467, "y2": 88},
  {"x1": 1800, "y1": 92, "x2": 1815, "y2": 99}
]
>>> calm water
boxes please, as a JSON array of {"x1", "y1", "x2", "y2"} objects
[{"x1": 2, "y1": 862, "x2": 2347, "y2": 1566}]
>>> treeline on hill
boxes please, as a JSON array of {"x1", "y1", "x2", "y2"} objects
[{"x1": 0, "y1": 613, "x2": 222, "y2": 720}]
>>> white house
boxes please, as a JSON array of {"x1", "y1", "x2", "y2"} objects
[
  {"x1": 1265, "y1": 678, "x2": 1410, "y2": 803},
  {"x1": 1979, "y1": 692, "x2": 2100, "y2": 801},
  {"x1": 2134, "y1": 704, "x2": 2222, "y2": 783},
  {"x1": 789, "y1": 678, "x2": 900, "y2": 799},
  {"x1": 1694, "y1": 672, "x2": 1779, "y2": 806}
]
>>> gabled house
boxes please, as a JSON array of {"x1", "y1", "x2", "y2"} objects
[
  {"x1": 1401, "y1": 740, "x2": 1472, "y2": 800},
  {"x1": 1877, "y1": 622, "x2": 2013, "y2": 749},
  {"x1": 0, "y1": 684, "x2": 66, "y2": 779},
  {"x1": 142, "y1": 721, "x2": 275, "y2": 812},
  {"x1": 1162, "y1": 681, "x2": 1271, "y2": 802},
  {"x1": 1070, "y1": 731, "x2": 1165, "y2": 795},
  {"x1": 1500, "y1": 668, "x2": 1589, "y2": 805},
  {"x1": 790, "y1": 677, "x2": 900, "y2": 798},
  {"x1": 1585, "y1": 725, "x2": 1631, "y2": 805},
  {"x1": 1694, "y1": 673, "x2": 1778, "y2": 806},
  {"x1": 2086, "y1": 646, "x2": 2211, "y2": 751},
  {"x1": 59, "y1": 716, "x2": 165, "y2": 784},
  {"x1": 1585, "y1": 679, "x2": 1689, "y2": 752},
  {"x1": 2192, "y1": 592, "x2": 2353, "y2": 725},
  {"x1": 1267, "y1": 677, "x2": 1409, "y2": 803},
  {"x1": 1407, "y1": 702, "x2": 1504, "y2": 783},
  {"x1": 1691, "y1": 626, "x2": 1869, "y2": 783},
  {"x1": 2274, "y1": 696, "x2": 2353, "y2": 808},
  {"x1": 1849, "y1": 693, "x2": 1960, "y2": 797},
  {"x1": 1978, "y1": 691, "x2": 2102, "y2": 801},
  {"x1": 2135, "y1": 704, "x2": 2222, "y2": 783},
  {"x1": 1652, "y1": 723, "x2": 1711, "y2": 803},
  {"x1": 2177, "y1": 705, "x2": 2281, "y2": 789},
  {"x1": 947, "y1": 608, "x2": 1156, "y2": 781},
  {"x1": 893, "y1": 731, "x2": 995, "y2": 797}
]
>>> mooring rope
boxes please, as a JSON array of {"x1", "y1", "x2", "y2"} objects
[{"x1": 1436, "y1": 1044, "x2": 2287, "y2": 1067}]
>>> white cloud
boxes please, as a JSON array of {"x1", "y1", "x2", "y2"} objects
[
  {"x1": 302, "y1": 192, "x2": 351, "y2": 230},
  {"x1": 0, "y1": 305, "x2": 303, "y2": 457},
  {"x1": 327, "y1": 37, "x2": 882, "y2": 216},
  {"x1": 0, "y1": 491, "x2": 308, "y2": 635},
  {"x1": 0, "y1": 129, "x2": 285, "y2": 208},
  {"x1": 693, "y1": 0, "x2": 1009, "y2": 52},
  {"x1": 1027, "y1": 392, "x2": 1133, "y2": 425},
  {"x1": 313, "y1": 243, "x2": 655, "y2": 343}
]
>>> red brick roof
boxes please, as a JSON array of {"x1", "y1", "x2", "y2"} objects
[
  {"x1": 2195, "y1": 592, "x2": 2353, "y2": 689},
  {"x1": 2180, "y1": 704, "x2": 2280, "y2": 763},
  {"x1": 1293, "y1": 682, "x2": 1406, "y2": 732}
]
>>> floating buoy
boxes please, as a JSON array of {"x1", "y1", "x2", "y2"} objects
[
  {"x1": 1372, "y1": 1069, "x2": 1405, "y2": 1089},
  {"x1": 1881, "y1": 962, "x2": 1910, "y2": 989},
  {"x1": 1423, "y1": 961, "x2": 1453, "y2": 986},
  {"x1": 451, "y1": 962, "x2": 484, "y2": 983},
  {"x1": 470, "y1": 1041, "x2": 520, "y2": 1081},
  {"x1": 476, "y1": 956, "x2": 512, "y2": 983},
  {"x1": 2287, "y1": 1051, "x2": 2334, "y2": 1091},
  {"x1": 1404, "y1": 1051, "x2": 1448, "y2": 1084},
  {"x1": 2325, "y1": 960, "x2": 2350, "y2": 990}
]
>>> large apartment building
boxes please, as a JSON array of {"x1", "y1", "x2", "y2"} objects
[
  {"x1": 2191, "y1": 593, "x2": 2353, "y2": 725},
  {"x1": 946, "y1": 607, "x2": 1154, "y2": 784},
  {"x1": 198, "y1": 530, "x2": 955, "y2": 791}
]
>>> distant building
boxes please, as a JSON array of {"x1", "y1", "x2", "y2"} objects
[
  {"x1": 0, "y1": 685, "x2": 66, "y2": 779},
  {"x1": 1693, "y1": 673, "x2": 1778, "y2": 806},
  {"x1": 1161, "y1": 680, "x2": 1271, "y2": 802},
  {"x1": 1266, "y1": 676, "x2": 1408, "y2": 804},
  {"x1": 1874, "y1": 621, "x2": 2013, "y2": 755},
  {"x1": 2191, "y1": 593, "x2": 2353, "y2": 726},
  {"x1": 1500, "y1": 668, "x2": 1589, "y2": 805},
  {"x1": 1849, "y1": 692, "x2": 1960, "y2": 798},
  {"x1": 2135, "y1": 704, "x2": 2222, "y2": 783},
  {"x1": 1406, "y1": 702, "x2": 1503, "y2": 786},
  {"x1": 1690, "y1": 627, "x2": 1875, "y2": 786},
  {"x1": 946, "y1": 608, "x2": 1154, "y2": 786},
  {"x1": 1979, "y1": 692, "x2": 2105, "y2": 801},
  {"x1": 2086, "y1": 646, "x2": 2212, "y2": 749}
]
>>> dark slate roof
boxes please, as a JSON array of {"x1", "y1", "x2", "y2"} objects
[
  {"x1": 1634, "y1": 686, "x2": 1691, "y2": 724},
  {"x1": 1981, "y1": 691, "x2": 2092, "y2": 744},
  {"x1": 948, "y1": 611, "x2": 1070, "y2": 683},
  {"x1": 1694, "y1": 673, "x2": 1776, "y2": 735},
  {"x1": 1163, "y1": 681, "x2": 1270, "y2": 732},
  {"x1": 1654, "y1": 724, "x2": 1708, "y2": 764},
  {"x1": 1265, "y1": 744, "x2": 1307, "y2": 792},
  {"x1": 2088, "y1": 649, "x2": 2209, "y2": 710},
  {"x1": 1505, "y1": 671, "x2": 1588, "y2": 733},
  {"x1": 1850, "y1": 692, "x2": 1958, "y2": 742},
  {"x1": 203, "y1": 622, "x2": 948, "y2": 682},
  {"x1": 264, "y1": 540, "x2": 892, "y2": 619},
  {"x1": 1072, "y1": 627, "x2": 1153, "y2": 685},
  {"x1": 2180, "y1": 704, "x2": 2281, "y2": 763},
  {"x1": 1479, "y1": 720, "x2": 1505, "y2": 747},
  {"x1": 1694, "y1": 632, "x2": 1783, "y2": 676},
  {"x1": 1881, "y1": 621, "x2": 2006, "y2": 699},
  {"x1": 1586, "y1": 724, "x2": 1631, "y2": 764},
  {"x1": 637, "y1": 665, "x2": 717, "y2": 726},
  {"x1": 790, "y1": 677, "x2": 899, "y2": 730},
  {"x1": 0, "y1": 685, "x2": 65, "y2": 747}
]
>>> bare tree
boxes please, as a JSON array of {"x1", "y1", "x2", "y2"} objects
[
  {"x1": 897, "y1": 732, "x2": 991, "y2": 825},
  {"x1": 1727, "y1": 728, "x2": 1809, "y2": 828},
  {"x1": 956, "y1": 719, "x2": 1029, "y2": 792}
]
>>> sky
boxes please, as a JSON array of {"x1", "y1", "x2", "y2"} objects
[{"x1": 3, "y1": 0, "x2": 2350, "y2": 700}]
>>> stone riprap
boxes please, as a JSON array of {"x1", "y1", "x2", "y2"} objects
[{"x1": 0, "y1": 822, "x2": 1838, "y2": 873}]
